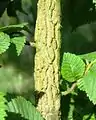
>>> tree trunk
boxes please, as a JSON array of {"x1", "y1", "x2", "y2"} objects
[{"x1": 34, "y1": 0, "x2": 61, "y2": 119}]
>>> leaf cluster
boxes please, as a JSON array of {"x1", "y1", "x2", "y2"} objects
[
  {"x1": 0, "y1": 23, "x2": 29, "y2": 56},
  {"x1": 0, "y1": 93, "x2": 44, "y2": 120},
  {"x1": 61, "y1": 52, "x2": 96, "y2": 105},
  {"x1": 0, "y1": 22, "x2": 43, "y2": 120}
]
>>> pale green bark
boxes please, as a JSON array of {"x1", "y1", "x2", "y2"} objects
[{"x1": 34, "y1": 0, "x2": 61, "y2": 119}]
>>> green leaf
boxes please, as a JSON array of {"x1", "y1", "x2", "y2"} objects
[
  {"x1": 0, "y1": 23, "x2": 29, "y2": 33},
  {"x1": 77, "y1": 79, "x2": 85, "y2": 91},
  {"x1": 11, "y1": 36, "x2": 26, "y2": 56},
  {"x1": 7, "y1": 96, "x2": 44, "y2": 120},
  {"x1": 61, "y1": 53, "x2": 85, "y2": 82},
  {"x1": 79, "y1": 52, "x2": 96, "y2": 62},
  {"x1": 80, "y1": 64, "x2": 96, "y2": 104},
  {"x1": 93, "y1": 0, "x2": 96, "y2": 7},
  {"x1": 0, "y1": 32, "x2": 10, "y2": 54},
  {"x1": 83, "y1": 113, "x2": 95, "y2": 120},
  {"x1": 0, "y1": 92, "x2": 7, "y2": 120}
]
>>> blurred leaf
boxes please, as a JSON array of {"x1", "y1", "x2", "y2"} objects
[
  {"x1": 0, "y1": 0, "x2": 9, "y2": 17},
  {"x1": 0, "y1": 23, "x2": 28, "y2": 33},
  {"x1": 7, "y1": 0, "x2": 27, "y2": 17},
  {"x1": 83, "y1": 113, "x2": 95, "y2": 120},
  {"x1": 0, "y1": 65, "x2": 34, "y2": 94},
  {"x1": 7, "y1": 1, "x2": 17, "y2": 17},
  {"x1": 0, "y1": 32, "x2": 10, "y2": 54},
  {"x1": 0, "y1": 92, "x2": 7, "y2": 120}
]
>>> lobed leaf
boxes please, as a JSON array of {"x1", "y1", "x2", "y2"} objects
[
  {"x1": 7, "y1": 96, "x2": 44, "y2": 120},
  {"x1": 0, "y1": 23, "x2": 28, "y2": 33},
  {"x1": 83, "y1": 113, "x2": 96, "y2": 120},
  {"x1": 61, "y1": 53, "x2": 85, "y2": 82},
  {"x1": 0, "y1": 32, "x2": 10, "y2": 54}
]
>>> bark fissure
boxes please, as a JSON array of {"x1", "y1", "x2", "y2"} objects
[{"x1": 34, "y1": 0, "x2": 61, "y2": 119}]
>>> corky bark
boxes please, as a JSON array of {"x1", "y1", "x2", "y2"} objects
[{"x1": 34, "y1": 0, "x2": 61, "y2": 119}]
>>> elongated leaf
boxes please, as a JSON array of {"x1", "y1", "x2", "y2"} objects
[
  {"x1": 11, "y1": 36, "x2": 26, "y2": 56},
  {"x1": 0, "y1": 23, "x2": 28, "y2": 33},
  {"x1": 7, "y1": 96, "x2": 44, "y2": 120},
  {"x1": 0, "y1": 92, "x2": 7, "y2": 120},
  {"x1": 0, "y1": 32, "x2": 10, "y2": 54},
  {"x1": 61, "y1": 53, "x2": 85, "y2": 82}
]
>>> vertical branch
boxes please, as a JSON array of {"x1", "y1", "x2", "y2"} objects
[{"x1": 34, "y1": 0, "x2": 61, "y2": 119}]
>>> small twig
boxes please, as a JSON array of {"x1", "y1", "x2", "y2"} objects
[
  {"x1": 61, "y1": 83, "x2": 77, "y2": 96},
  {"x1": 30, "y1": 42, "x2": 36, "y2": 47},
  {"x1": 85, "y1": 59, "x2": 96, "y2": 75}
]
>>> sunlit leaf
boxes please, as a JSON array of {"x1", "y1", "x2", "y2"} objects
[
  {"x1": 61, "y1": 53, "x2": 85, "y2": 82},
  {"x1": 0, "y1": 92, "x2": 7, "y2": 120},
  {"x1": 7, "y1": 96, "x2": 44, "y2": 120},
  {"x1": 80, "y1": 63, "x2": 96, "y2": 104},
  {"x1": 0, "y1": 32, "x2": 10, "y2": 54}
]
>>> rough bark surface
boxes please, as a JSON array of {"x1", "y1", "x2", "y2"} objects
[{"x1": 34, "y1": 0, "x2": 61, "y2": 119}]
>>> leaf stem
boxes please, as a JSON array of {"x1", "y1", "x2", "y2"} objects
[{"x1": 85, "y1": 59, "x2": 96, "y2": 75}]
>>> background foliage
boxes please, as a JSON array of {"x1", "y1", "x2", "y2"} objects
[
  {"x1": 1, "y1": 0, "x2": 96, "y2": 120},
  {"x1": 61, "y1": 0, "x2": 96, "y2": 120}
]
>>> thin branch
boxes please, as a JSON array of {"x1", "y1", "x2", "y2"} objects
[{"x1": 61, "y1": 82, "x2": 77, "y2": 96}]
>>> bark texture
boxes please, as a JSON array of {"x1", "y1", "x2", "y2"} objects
[{"x1": 34, "y1": 0, "x2": 61, "y2": 119}]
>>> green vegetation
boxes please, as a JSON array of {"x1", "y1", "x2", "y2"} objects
[{"x1": 1, "y1": 0, "x2": 96, "y2": 120}]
